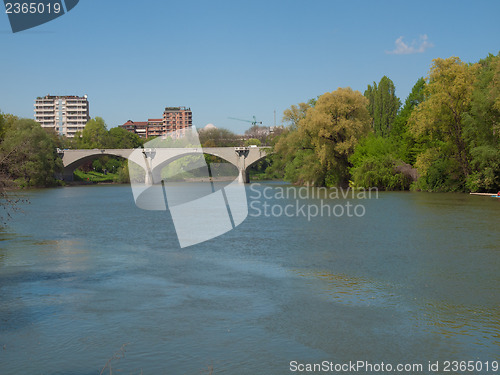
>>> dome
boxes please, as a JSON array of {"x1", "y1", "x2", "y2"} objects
[{"x1": 204, "y1": 123, "x2": 217, "y2": 130}]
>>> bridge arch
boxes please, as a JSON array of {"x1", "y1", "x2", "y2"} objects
[
  {"x1": 59, "y1": 149, "x2": 135, "y2": 181},
  {"x1": 146, "y1": 151, "x2": 237, "y2": 183}
]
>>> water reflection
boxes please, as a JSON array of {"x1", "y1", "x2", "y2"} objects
[
  {"x1": 292, "y1": 270, "x2": 400, "y2": 307},
  {"x1": 419, "y1": 302, "x2": 500, "y2": 345},
  {"x1": 291, "y1": 268, "x2": 500, "y2": 353}
]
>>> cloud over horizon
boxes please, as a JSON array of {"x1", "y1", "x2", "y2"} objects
[{"x1": 387, "y1": 34, "x2": 434, "y2": 55}]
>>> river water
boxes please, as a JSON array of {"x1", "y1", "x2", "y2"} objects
[{"x1": 0, "y1": 183, "x2": 499, "y2": 374}]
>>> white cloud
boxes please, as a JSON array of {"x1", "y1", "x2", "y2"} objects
[{"x1": 386, "y1": 34, "x2": 434, "y2": 55}]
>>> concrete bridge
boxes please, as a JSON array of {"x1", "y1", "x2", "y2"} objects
[{"x1": 58, "y1": 146, "x2": 270, "y2": 183}]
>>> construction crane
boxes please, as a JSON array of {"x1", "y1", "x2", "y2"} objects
[{"x1": 228, "y1": 115, "x2": 263, "y2": 126}]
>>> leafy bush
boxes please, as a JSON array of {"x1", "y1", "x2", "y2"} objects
[{"x1": 349, "y1": 135, "x2": 414, "y2": 190}]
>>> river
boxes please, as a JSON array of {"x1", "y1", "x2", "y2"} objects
[{"x1": 0, "y1": 183, "x2": 499, "y2": 374}]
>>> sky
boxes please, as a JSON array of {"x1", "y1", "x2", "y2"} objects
[{"x1": 1, "y1": 0, "x2": 499, "y2": 134}]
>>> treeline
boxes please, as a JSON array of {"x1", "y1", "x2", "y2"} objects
[{"x1": 267, "y1": 53, "x2": 500, "y2": 192}]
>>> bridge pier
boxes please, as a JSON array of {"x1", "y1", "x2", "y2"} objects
[
  {"x1": 145, "y1": 171, "x2": 153, "y2": 185},
  {"x1": 142, "y1": 149, "x2": 155, "y2": 186},
  {"x1": 238, "y1": 168, "x2": 250, "y2": 184}
]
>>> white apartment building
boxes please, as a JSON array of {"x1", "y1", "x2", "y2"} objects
[{"x1": 34, "y1": 95, "x2": 90, "y2": 137}]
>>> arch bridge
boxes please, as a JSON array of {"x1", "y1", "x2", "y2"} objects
[{"x1": 58, "y1": 147, "x2": 270, "y2": 184}]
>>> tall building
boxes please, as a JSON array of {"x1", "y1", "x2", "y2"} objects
[
  {"x1": 163, "y1": 106, "x2": 192, "y2": 133},
  {"x1": 121, "y1": 106, "x2": 192, "y2": 139},
  {"x1": 34, "y1": 95, "x2": 90, "y2": 137}
]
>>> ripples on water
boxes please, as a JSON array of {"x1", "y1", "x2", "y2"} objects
[{"x1": 0, "y1": 184, "x2": 499, "y2": 374}]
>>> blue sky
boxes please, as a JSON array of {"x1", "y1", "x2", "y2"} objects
[{"x1": 1, "y1": 0, "x2": 499, "y2": 134}]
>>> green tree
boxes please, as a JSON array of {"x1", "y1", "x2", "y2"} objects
[
  {"x1": 364, "y1": 76, "x2": 401, "y2": 137},
  {"x1": 266, "y1": 101, "x2": 315, "y2": 182},
  {"x1": 272, "y1": 89, "x2": 371, "y2": 186},
  {"x1": 349, "y1": 78, "x2": 426, "y2": 190},
  {"x1": 409, "y1": 57, "x2": 478, "y2": 190},
  {"x1": 463, "y1": 53, "x2": 500, "y2": 191},
  {"x1": 390, "y1": 77, "x2": 426, "y2": 165},
  {"x1": 303, "y1": 87, "x2": 372, "y2": 185},
  {"x1": 271, "y1": 126, "x2": 321, "y2": 184},
  {"x1": 108, "y1": 127, "x2": 143, "y2": 148},
  {"x1": 0, "y1": 118, "x2": 62, "y2": 187},
  {"x1": 75, "y1": 117, "x2": 110, "y2": 148},
  {"x1": 391, "y1": 78, "x2": 426, "y2": 138}
]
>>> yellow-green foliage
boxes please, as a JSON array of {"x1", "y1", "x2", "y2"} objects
[{"x1": 271, "y1": 88, "x2": 371, "y2": 186}]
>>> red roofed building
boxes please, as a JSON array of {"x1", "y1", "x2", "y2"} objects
[
  {"x1": 121, "y1": 120, "x2": 148, "y2": 137},
  {"x1": 120, "y1": 106, "x2": 192, "y2": 139}
]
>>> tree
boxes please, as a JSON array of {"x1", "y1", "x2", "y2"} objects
[
  {"x1": 0, "y1": 111, "x2": 5, "y2": 141},
  {"x1": 271, "y1": 126, "x2": 321, "y2": 184},
  {"x1": 272, "y1": 89, "x2": 371, "y2": 186},
  {"x1": 75, "y1": 117, "x2": 110, "y2": 149},
  {"x1": 364, "y1": 76, "x2": 401, "y2": 137},
  {"x1": 389, "y1": 77, "x2": 427, "y2": 165},
  {"x1": 282, "y1": 102, "x2": 311, "y2": 130},
  {"x1": 391, "y1": 78, "x2": 426, "y2": 138},
  {"x1": 0, "y1": 112, "x2": 27, "y2": 221},
  {"x1": 302, "y1": 87, "x2": 372, "y2": 185},
  {"x1": 409, "y1": 57, "x2": 478, "y2": 189},
  {"x1": 349, "y1": 78, "x2": 425, "y2": 190},
  {"x1": 0, "y1": 118, "x2": 62, "y2": 187},
  {"x1": 266, "y1": 101, "x2": 316, "y2": 183},
  {"x1": 463, "y1": 54, "x2": 500, "y2": 146},
  {"x1": 462, "y1": 53, "x2": 500, "y2": 191},
  {"x1": 108, "y1": 127, "x2": 143, "y2": 148}
]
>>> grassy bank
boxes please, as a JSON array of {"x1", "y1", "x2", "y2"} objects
[{"x1": 73, "y1": 169, "x2": 119, "y2": 183}]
